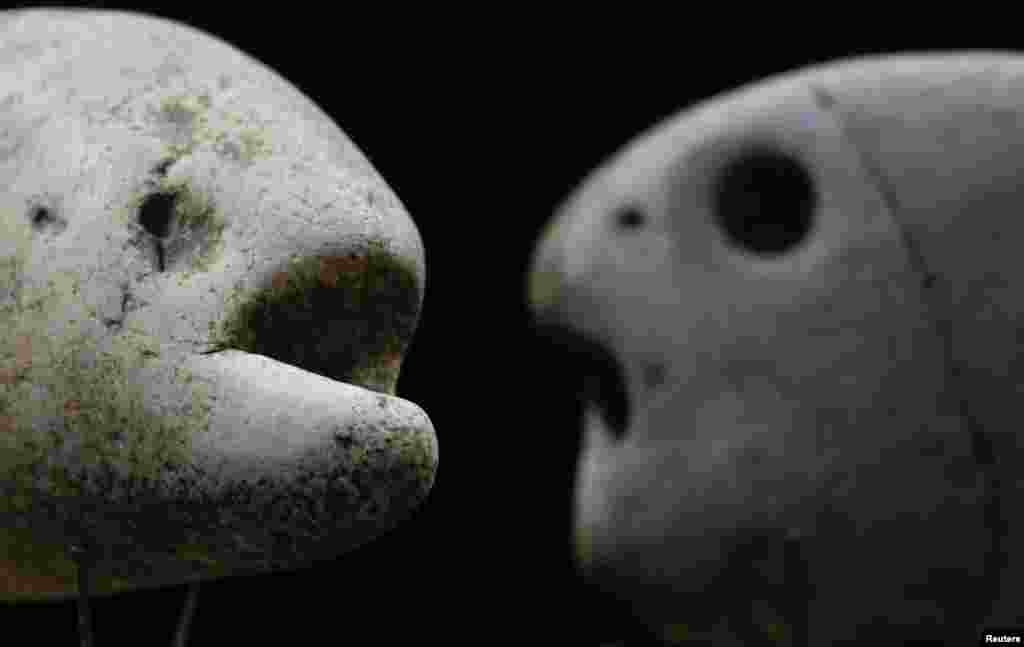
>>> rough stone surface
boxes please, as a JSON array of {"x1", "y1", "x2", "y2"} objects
[
  {"x1": 0, "y1": 9, "x2": 436, "y2": 599},
  {"x1": 529, "y1": 53, "x2": 1024, "y2": 644}
]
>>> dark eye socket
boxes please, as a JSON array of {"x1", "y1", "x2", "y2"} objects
[
  {"x1": 138, "y1": 192, "x2": 177, "y2": 239},
  {"x1": 712, "y1": 148, "x2": 816, "y2": 256},
  {"x1": 614, "y1": 206, "x2": 646, "y2": 230}
]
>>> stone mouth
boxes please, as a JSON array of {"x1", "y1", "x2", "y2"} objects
[
  {"x1": 532, "y1": 321, "x2": 631, "y2": 444},
  {"x1": 202, "y1": 243, "x2": 421, "y2": 396}
]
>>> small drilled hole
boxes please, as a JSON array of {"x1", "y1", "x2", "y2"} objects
[
  {"x1": 614, "y1": 206, "x2": 646, "y2": 230},
  {"x1": 28, "y1": 205, "x2": 55, "y2": 230},
  {"x1": 713, "y1": 148, "x2": 816, "y2": 256},
  {"x1": 152, "y1": 158, "x2": 175, "y2": 177},
  {"x1": 138, "y1": 192, "x2": 176, "y2": 239}
]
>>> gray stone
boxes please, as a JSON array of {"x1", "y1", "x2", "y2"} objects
[
  {"x1": 529, "y1": 53, "x2": 1024, "y2": 644},
  {"x1": 0, "y1": 9, "x2": 436, "y2": 599}
]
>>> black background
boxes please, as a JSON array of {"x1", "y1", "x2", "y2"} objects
[{"x1": 0, "y1": 4, "x2": 984, "y2": 645}]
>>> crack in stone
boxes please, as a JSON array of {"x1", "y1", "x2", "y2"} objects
[
  {"x1": 810, "y1": 82, "x2": 1005, "y2": 630},
  {"x1": 154, "y1": 238, "x2": 166, "y2": 272}
]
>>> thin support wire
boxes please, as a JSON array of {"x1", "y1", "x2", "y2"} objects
[
  {"x1": 70, "y1": 544, "x2": 94, "y2": 647},
  {"x1": 172, "y1": 581, "x2": 202, "y2": 647}
]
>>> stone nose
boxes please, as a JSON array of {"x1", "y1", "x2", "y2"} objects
[{"x1": 527, "y1": 218, "x2": 571, "y2": 327}]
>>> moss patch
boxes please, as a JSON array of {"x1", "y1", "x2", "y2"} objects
[
  {"x1": 384, "y1": 426, "x2": 436, "y2": 487},
  {"x1": 0, "y1": 526, "x2": 77, "y2": 599},
  {"x1": 661, "y1": 623, "x2": 691, "y2": 644},
  {"x1": 162, "y1": 180, "x2": 226, "y2": 275},
  {"x1": 573, "y1": 524, "x2": 594, "y2": 567},
  {"x1": 0, "y1": 317, "x2": 207, "y2": 514},
  {"x1": 0, "y1": 241, "x2": 213, "y2": 598},
  {"x1": 159, "y1": 93, "x2": 271, "y2": 165},
  {"x1": 209, "y1": 240, "x2": 420, "y2": 394},
  {"x1": 174, "y1": 541, "x2": 228, "y2": 577},
  {"x1": 528, "y1": 263, "x2": 563, "y2": 313}
]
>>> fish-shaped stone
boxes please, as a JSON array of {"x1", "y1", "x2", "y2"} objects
[
  {"x1": 0, "y1": 8, "x2": 437, "y2": 606},
  {"x1": 529, "y1": 53, "x2": 1024, "y2": 644}
]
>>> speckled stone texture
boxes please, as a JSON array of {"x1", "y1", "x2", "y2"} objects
[{"x1": 0, "y1": 9, "x2": 436, "y2": 599}]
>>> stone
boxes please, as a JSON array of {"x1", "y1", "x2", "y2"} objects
[
  {"x1": 528, "y1": 53, "x2": 1024, "y2": 644},
  {"x1": 0, "y1": 9, "x2": 437, "y2": 600}
]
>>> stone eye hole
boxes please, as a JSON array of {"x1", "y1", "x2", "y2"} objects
[
  {"x1": 712, "y1": 148, "x2": 816, "y2": 256},
  {"x1": 614, "y1": 206, "x2": 646, "y2": 230},
  {"x1": 26, "y1": 204, "x2": 66, "y2": 235},
  {"x1": 138, "y1": 192, "x2": 178, "y2": 271},
  {"x1": 138, "y1": 192, "x2": 176, "y2": 239}
]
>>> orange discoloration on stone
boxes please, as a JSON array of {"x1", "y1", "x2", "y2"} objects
[
  {"x1": 0, "y1": 415, "x2": 14, "y2": 434},
  {"x1": 14, "y1": 335, "x2": 31, "y2": 371},
  {"x1": 318, "y1": 255, "x2": 367, "y2": 288},
  {"x1": 271, "y1": 271, "x2": 290, "y2": 292},
  {"x1": 0, "y1": 366, "x2": 16, "y2": 385},
  {"x1": 63, "y1": 400, "x2": 82, "y2": 418},
  {"x1": 339, "y1": 255, "x2": 368, "y2": 274},
  {"x1": 0, "y1": 559, "x2": 74, "y2": 597},
  {"x1": 380, "y1": 352, "x2": 402, "y2": 371}
]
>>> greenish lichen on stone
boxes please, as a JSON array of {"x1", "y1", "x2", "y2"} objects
[
  {"x1": 661, "y1": 623, "x2": 691, "y2": 644},
  {"x1": 209, "y1": 239, "x2": 420, "y2": 394},
  {"x1": 160, "y1": 93, "x2": 207, "y2": 126},
  {"x1": 656, "y1": 609, "x2": 792, "y2": 644},
  {"x1": 158, "y1": 94, "x2": 205, "y2": 159},
  {"x1": 0, "y1": 526, "x2": 78, "y2": 599},
  {"x1": 349, "y1": 446, "x2": 368, "y2": 466},
  {"x1": 0, "y1": 269, "x2": 215, "y2": 596},
  {"x1": 158, "y1": 92, "x2": 271, "y2": 165},
  {"x1": 235, "y1": 129, "x2": 270, "y2": 162},
  {"x1": 384, "y1": 427, "x2": 435, "y2": 486},
  {"x1": 350, "y1": 359, "x2": 403, "y2": 396},
  {"x1": 0, "y1": 333, "x2": 206, "y2": 508},
  {"x1": 1, "y1": 11, "x2": 437, "y2": 602},
  {"x1": 528, "y1": 219, "x2": 568, "y2": 311},
  {"x1": 0, "y1": 259, "x2": 212, "y2": 518},
  {"x1": 175, "y1": 541, "x2": 228, "y2": 575},
  {"x1": 161, "y1": 179, "x2": 226, "y2": 276},
  {"x1": 574, "y1": 524, "x2": 594, "y2": 567},
  {"x1": 528, "y1": 265, "x2": 562, "y2": 312},
  {"x1": 764, "y1": 622, "x2": 788, "y2": 643},
  {"x1": 0, "y1": 255, "x2": 24, "y2": 309}
]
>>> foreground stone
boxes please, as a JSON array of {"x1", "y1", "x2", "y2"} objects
[{"x1": 1, "y1": 9, "x2": 437, "y2": 599}]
